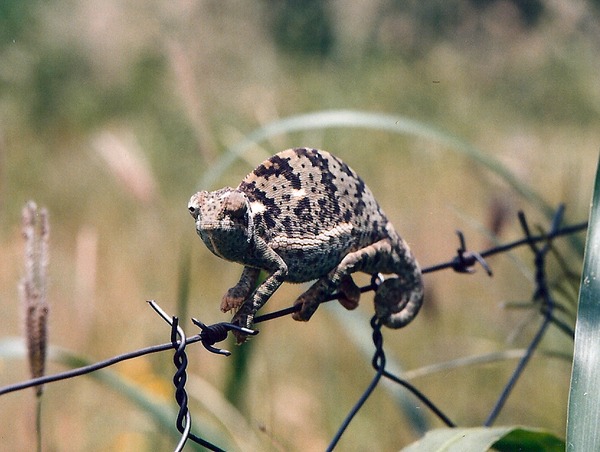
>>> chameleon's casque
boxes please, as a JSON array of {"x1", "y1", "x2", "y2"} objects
[{"x1": 188, "y1": 148, "x2": 423, "y2": 342}]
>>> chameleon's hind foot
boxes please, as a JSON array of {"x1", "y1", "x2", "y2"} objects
[{"x1": 337, "y1": 275, "x2": 361, "y2": 310}]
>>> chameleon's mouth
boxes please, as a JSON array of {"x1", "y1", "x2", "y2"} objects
[
  {"x1": 196, "y1": 220, "x2": 229, "y2": 233},
  {"x1": 196, "y1": 221, "x2": 220, "y2": 238}
]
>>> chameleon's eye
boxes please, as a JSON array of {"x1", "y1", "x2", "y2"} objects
[{"x1": 188, "y1": 205, "x2": 199, "y2": 219}]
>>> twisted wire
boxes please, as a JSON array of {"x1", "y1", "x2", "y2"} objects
[
  {"x1": 150, "y1": 302, "x2": 226, "y2": 452},
  {"x1": 326, "y1": 317, "x2": 386, "y2": 452},
  {"x1": 484, "y1": 207, "x2": 564, "y2": 426}
]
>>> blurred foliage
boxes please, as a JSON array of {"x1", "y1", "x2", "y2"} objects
[
  {"x1": 265, "y1": 0, "x2": 335, "y2": 57},
  {"x1": 28, "y1": 49, "x2": 168, "y2": 135},
  {"x1": 470, "y1": 0, "x2": 544, "y2": 26},
  {"x1": 0, "y1": 0, "x2": 37, "y2": 44},
  {"x1": 364, "y1": 0, "x2": 546, "y2": 58}
]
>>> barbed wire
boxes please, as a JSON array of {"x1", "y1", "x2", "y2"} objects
[{"x1": 0, "y1": 206, "x2": 588, "y2": 450}]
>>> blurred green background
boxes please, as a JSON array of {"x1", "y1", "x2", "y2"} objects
[{"x1": 0, "y1": 0, "x2": 598, "y2": 450}]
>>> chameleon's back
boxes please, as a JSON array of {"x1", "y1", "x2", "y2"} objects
[{"x1": 237, "y1": 148, "x2": 393, "y2": 281}]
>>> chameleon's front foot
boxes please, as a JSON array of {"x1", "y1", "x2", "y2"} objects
[
  {"x1": 230, "y1": 302, "x2": 256, "y2": 344},
  {"x1": 221, "y1": 287, "x2": 247, "y2": 313},
  {"x1": 220, "y1": 267, "x2": 261, "y2": 313}
]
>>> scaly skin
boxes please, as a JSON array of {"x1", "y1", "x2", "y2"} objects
[{"x1": 188, "y1": 148, "x2": 423, "y2": 342}]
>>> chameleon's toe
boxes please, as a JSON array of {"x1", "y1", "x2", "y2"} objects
[
  {"x1": 291, "y1": 294, "x2": 320, "y2": 322},
  {"x1": 337, "y1": 275, "x2": 361, "y2": 310},
  {"x1": 230, "y1": 304, "x2": 255, "y2": 343},
  {"x1": 220, "y1": 290, "x2": 246, "y2": 313},
  {"x1": 232, "y1": 328, "x2": 251, "y2": 344}
]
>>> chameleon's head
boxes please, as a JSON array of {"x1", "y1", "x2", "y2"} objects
[{"x1": 188, "y1": 188, "x2": 254, "y2": 261}]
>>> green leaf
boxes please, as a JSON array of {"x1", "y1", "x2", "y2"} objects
[
  {"x1": 493, "y1": 427, "x2": 566, "y2": 451},
  {"x1": 401, "y1": 426, "x2": 564, "y2": 452},
  {"x1": 566, "y1": 155, "x2": 600, "y2": 450}
]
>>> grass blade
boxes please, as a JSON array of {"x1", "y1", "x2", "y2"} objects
[{"x1": 566, "y1": 154, "x2": 600, "y2": 450}]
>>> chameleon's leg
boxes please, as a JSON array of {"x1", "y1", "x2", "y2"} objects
[
  {"x1": 230, "y1": 241, "x2": 288, "y2": 342},
  {"x1": 221, "y1": 266, "x2": 261, "y2": 312},
  {"x1": 293, "y1": 238, "x2": 423, "y2": 327},
  {"x1": 292, "y1": 239, "x2": 395, "y2": 322}
]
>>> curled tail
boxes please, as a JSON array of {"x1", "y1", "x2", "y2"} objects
[{"x1": 373, "y1": 257, "x2": 424, "y2": 329}]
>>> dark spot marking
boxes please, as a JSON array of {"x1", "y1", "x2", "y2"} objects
[
  {"x1": 240, "y1": 181, "x2": 281, "y2": 218},
  {"x1": 293, "y1": 197, "x2": 314, "y2": 225},
  {"x1": 294, "y1": 197, "x2": 310, "y2": 217},
  {"x1": 252, "y1": 154, "x2": 302, "y2": 190},
  {"x1": 263, "y1": 211, "x2": 276, "y2": 229},
  {"x1": 282, "y1": 216, "x2": 294, "y2": 234}
]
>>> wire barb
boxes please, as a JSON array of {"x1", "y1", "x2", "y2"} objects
[
  {"x1": 450, "y1": 230, "x2": 493, "y2": 276},
  {"x1": 191, "y1": 319, "x2": 258, "y2": 356}
]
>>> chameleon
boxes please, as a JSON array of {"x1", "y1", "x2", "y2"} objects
[{"x1": 188, "y1": 147, "x2": 423, "y2": 342}]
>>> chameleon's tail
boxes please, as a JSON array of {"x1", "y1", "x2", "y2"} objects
[{"x1": 373, "y1": 267, "x2": 424, "y2": 329}]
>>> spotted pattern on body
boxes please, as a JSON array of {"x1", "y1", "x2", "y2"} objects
[{"x1": 188, "y1": 148, "x2": 423, "y2": 342}]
